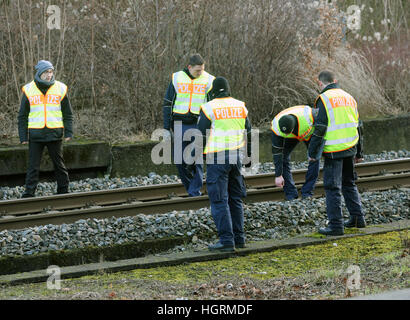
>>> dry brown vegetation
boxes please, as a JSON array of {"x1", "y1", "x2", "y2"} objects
[{"x1": 0, "y1": 0, "x2": 408, "y2": 143}]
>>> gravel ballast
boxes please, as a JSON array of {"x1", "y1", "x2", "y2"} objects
[
  {"x1": 0, "y1": 150, "x2": 409, "y2": 258},
  {"x1": 1, "y1": 150, "x2": 408, "y2": 200}
]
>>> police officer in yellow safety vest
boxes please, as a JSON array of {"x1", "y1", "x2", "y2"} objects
[
  {"x1": 308, "y1": 70, "x2": 365, "y2": 236},
  {"x1": 271, "y1": 105, "x2": 320, "y2": 200},
  {"x1": 194, "y1": 76, "x2": 252, "y2": 252},
  {"x1": 18, "y1": 60, "x2": 73, "y2": 198},
  {"x1": 162, "y1": 54, "x2": 215, "y2": 196}
]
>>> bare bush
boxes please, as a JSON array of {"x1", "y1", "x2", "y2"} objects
[
  {"x1": 0, "y1": 0, "x2": 407, "y2": 143},
  {"x1": 338, "y1": 0, "x2": 409, "y2": 113},
  {"x1": 309, "y1": 48, "x2": 393, "y2": 117},
  {"x1": 297, "y1": 0, "x2": 406, "y2": 117}
]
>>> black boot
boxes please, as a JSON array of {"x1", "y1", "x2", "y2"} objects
[
  {"x1": 208, "y1": 241, "x2": 235, "y2": 252},
  {"x1": 344, "y1": 216, "x2": 366, "y2": 228},
  {"x1": 22, "y1": 188, "x2": 35, "y2": 198},
  {"x1": 56, "y1": 186, "x2": 69, "y2": 195},
  {"x1": 21, "y1": 192, "x2": 35, "y2": 198},
  {"x1": 318, "y1": 227, "x2": 344, "y2": 236}
]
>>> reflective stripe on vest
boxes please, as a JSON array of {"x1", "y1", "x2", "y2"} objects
[
  {"x1": 201, "y1": 97, "x2": 247, "y2": 154},
  {"x1": 23, "y1": 80, "x2": 67, "y2": 129},
  {"x1": 319, "y1": 89, "x2": 359, "y2": 152},
  {"x1": 271, "y1": 105, "x2": 314, "y2": 141},
  {"x1": 172, "y1": 71, "x2": 215, "y2": 115}
]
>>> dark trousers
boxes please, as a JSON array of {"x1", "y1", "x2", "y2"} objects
[
  {"x1": 323, "y1": 156, "x2": 364, "y2": 229},
  {"x1": 172, "y1": 122, "x2": 203, "y2": 196},
  {"x1": 282, "y1": 139, "x2": 320, "y2": 200},
  {"x1": 206, "y1": 158, "x2": 247, "y2": 246},
  {"x1": 24, "y1": 140, "x2": 69, "y2": 195}
]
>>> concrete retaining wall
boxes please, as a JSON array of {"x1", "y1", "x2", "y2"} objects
[
  {"x1": 0, "y1": 141, "x2": 111, "y2": 186},
  {"x1": 0, "y1": 114, "x2": 409, "y2": 186}
]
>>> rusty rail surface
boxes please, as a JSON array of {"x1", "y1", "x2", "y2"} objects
[{"x1": 0, "y1": 158, "x2": 409, "y2": 231}]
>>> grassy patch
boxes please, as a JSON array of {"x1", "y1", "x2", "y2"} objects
[
  {"x1": 113, "y1": 231, "x2": 404, "y2": 282},
  {"x1": 344, "y1": 228, "x2": 365, "y2": 234},
  {"x1": 0, "y1": 230, "x2": 408, "y2": 300},
  {"x1": 307, "y1": 232, "x2": 327, "y2": 239}
]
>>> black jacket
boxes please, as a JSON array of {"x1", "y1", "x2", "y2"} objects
[
  {"x1": 18, "y1": 79, "x2": 74, "y2": 143},
  {"x1": 162, "y1": 68, "x2": 212, "y2": 129},
  {"x1": 308, "y1": 83, "x2": 364, "y2": 160}
]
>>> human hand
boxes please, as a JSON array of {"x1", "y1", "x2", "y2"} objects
[
  {"x1": 275, "y1": 176, "x2": 285, "y2": 188},
  {"x1": 308, "y1": 157, "x2": 317, "y2": 162},
  {"x1": 64, "y1": 137, "x2": 72, "y2": 142},
  {"x1": 355, "y1": 157, "x2": 364, "y2": 164},
  {"x1": 244, "y1": 160, "x2": 252, "y2": 168},
  {"x1": 21, "y1": 141, "x2": 28, "y2": 145}
]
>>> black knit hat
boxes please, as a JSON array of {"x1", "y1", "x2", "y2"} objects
[
  {"x1": 211, "y1": 76, "x2": 231, "y2": 98},
  {"x1": 278, "y1": 115, "x2": 296, "y2": 134}
]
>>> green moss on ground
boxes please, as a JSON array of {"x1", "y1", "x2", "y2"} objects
[
  {"x1": 0, "y1": 230, "x2": 408, "y2": 300},
  {"x1": 81, "y1": 230, "x2": 407, "y2": 283}
]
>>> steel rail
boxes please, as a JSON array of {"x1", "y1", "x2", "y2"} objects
[
  {"x1": 244, "y1": 157, "x2": 410, "y2": 188},
  {"x1": 1, "y1": 158, "x2": 409, "y2": 217},
  {"x1": 1, "y1": 172, "x2": 409, "y2": 231}
]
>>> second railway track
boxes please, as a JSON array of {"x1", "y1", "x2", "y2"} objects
[{"x1": 1, "y1": 158, "x2": 409, "y2": 231}]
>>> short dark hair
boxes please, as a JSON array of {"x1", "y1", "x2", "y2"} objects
[
  {"x1": 189, "y1": 53, "x2": 205, "y2": 67},
  {"x1": 318, "y1": 70, "x2": 335, "y2": 85}
]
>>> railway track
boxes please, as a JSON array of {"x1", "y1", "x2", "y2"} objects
[{"x1": 0, "y1": 158, "x2": 409, "y2": 231}]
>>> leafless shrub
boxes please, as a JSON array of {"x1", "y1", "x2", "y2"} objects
[
  {"x1": 307, "y1": 48, "x2": 394, "y2": 117},
  {"x1": 297, "y1": 1, "x2": 401, "y2": 117},
  {"x1": 0, "y1": 0, "x2": 407, "y2": 143},
  {"x1": 339, "y1": 0, "x2": 409, "y2": 113}
]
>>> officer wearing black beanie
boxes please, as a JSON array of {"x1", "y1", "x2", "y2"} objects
[
  {"x1": 193, "y1": 76, "x2": 252, "y2": 252},
  {"x1": 271, "y1": 105, "x2": 320, "y2": 200},
  {"x1": 278, "y1": 115, "x2": 296, "y2": 134},
  {"x1": 210, "y1": 76, "x2": 231, "y2": 99}
]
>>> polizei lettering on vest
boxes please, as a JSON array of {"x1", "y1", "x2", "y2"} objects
[
  {"x1": 47, "y1": 94, "x2": 61, "y2": 104},
  {"x1": 330, "y1": 96, "x2": 356, "y2": 108},
  {"x1": 177, "y1": 83, "x2": 206, "y2": 94},
  {"x1": 157, "y1": 304, "x2": 191, "y2": 317},
  {"x1": 214, "y1": 107, "x2": 244, "y2": 120},
  {"x1": 29, "y1": 95, "x2": 42, "y2": 105}
]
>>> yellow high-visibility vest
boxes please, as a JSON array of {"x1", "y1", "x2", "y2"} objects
[
  {"x1": 318, "y1": 88, "x2": 359, "y2": 153},
  {"x1": 271, "y1": 105, "x2": 314, "y2": 141},
  {"x1": 22, "y1": 80, "x2": 67, "y2": 129},
  {"x1": 172, "y1": 71, "x2": 214, "y2": 115},
  {"x1": 200, "y1": 97, "x2": 247, "y2": 154}
]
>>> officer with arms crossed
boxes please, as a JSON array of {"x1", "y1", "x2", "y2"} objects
[
  {"x1": 18, "y1": 60, "x2": 73, "y2": 198},
  {"x1": 162, "y1": 54, "x2": 215, "y2": 196},
  {"x1": 194, "y1": 76, "x2": 252, "y2": 252},
  {"x1": 271, "y1": 105, "x2": 320, "y2": 200},
  {"x1": 308, "y1": 70, "x2": 365, "y2": 236}
]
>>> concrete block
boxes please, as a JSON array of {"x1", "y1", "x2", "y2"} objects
[{"x1": 0, "y1": 141, "x2": 111, "y2": 177}]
